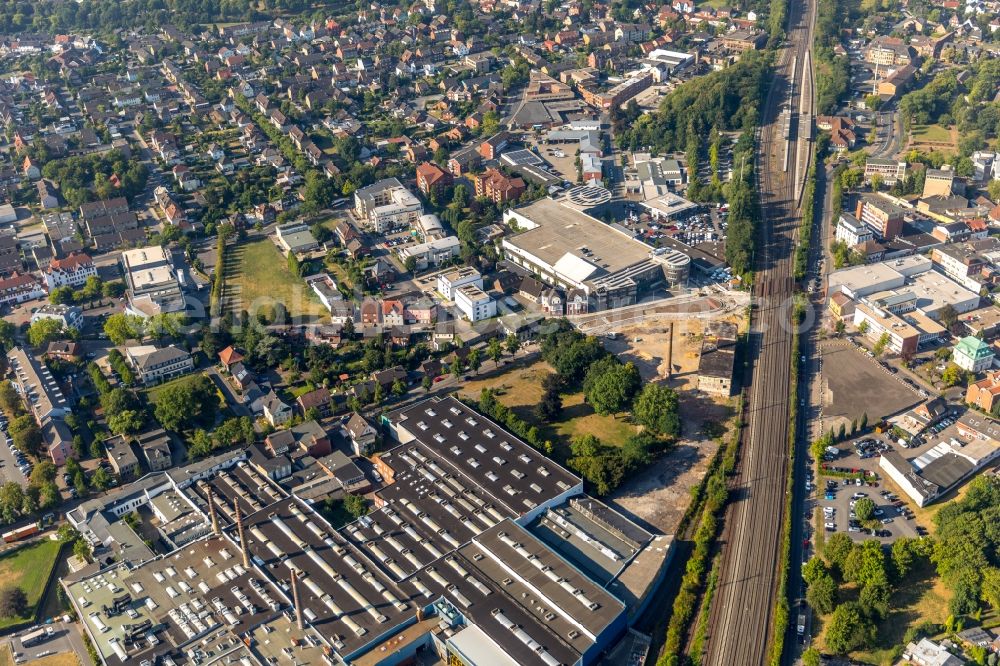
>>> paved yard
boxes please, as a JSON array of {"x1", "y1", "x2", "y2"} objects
[{"x1": 820, "y1": 339, "x2": 922, "y2": 430}]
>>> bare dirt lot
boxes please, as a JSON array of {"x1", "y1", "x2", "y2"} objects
[
  {"x1": 602, "y1": 315, "x2": 741, "y2": 533},
  {"x1": 603, "y1": 318, "x2": 712, "y2": 387}
]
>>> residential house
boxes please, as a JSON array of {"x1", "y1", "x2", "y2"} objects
[
  {"x1": 296, "y1": 386, "x2": 332, "y2": 417},
  {"x1": 966, "y1": 370, "x2": 1000, "y2": 414},
  {"x1": 218, "y1": 345, "x2": 245, "y2": 370},
  {"x1": 105, "y1": 435, "x2": 140, "y2": 481},
  {"x1": 37, "y1": 179, "x2": 60, "y2": 209},
  {"x1": 262, "y1": 390, "x2": 293, "y2": 426},
  {"x1": 45, "y1": 341, "x2": 81, "y2": 361},
  {"x1": 136, "y1": 429, "x2": 173, "y2": 472},
  {"x1": 475, "y1": 168, "x2": 526, "y2": 204},
  {"x1": 0, "y1": 273, "x2": 45, "y2": 306},
  {"x1": 344, "y1": 412, "x2": 377, "y2": 456}
]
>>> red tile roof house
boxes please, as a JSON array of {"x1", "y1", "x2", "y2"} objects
[{"x1": 218, "y1": 345, "x2": 245, "y2": 370}]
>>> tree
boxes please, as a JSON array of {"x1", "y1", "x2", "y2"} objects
[
  {"x1": 583, "y1": 358, "x2": 641, "y2": 416},
  {"x1": 91, "y1": 467, "x2": 112, "y2": 491},
  {"x1": 806, "y1": 568, "x2": 838, "y2": 614},
  {"x1": 0, "y1": 381, "x2": 20, "y2": 416},
  {"x1": 57, "y1": 524, "x2": 80, "y2": 544},
  {"x1": 0, "y1": 587, "x2": 27, "y2": 618},
  {"x1": 48, "y1": 285, "x2": 75, "y2": 305},
  {"x1": 108, "y1": 409, "x2": 145, "y2": 435},
  {"x1": 536, "y1": 373, "x2": 564, "y2": 420},
  {"x1": 982, "y1": 567, "x2": 1000, "y2": 611},
  {"x1": 153, "y1": 375, "x2": 219, "y2": 431},
  {"x1": 421, "y1": 376, "x2": 433, "y2": 391},
  {"x1": 102, "y1": 281, "x2": 126, "y2": 298},
  {"x1": 104, "y1": 313, "x2": 144, "y2": 345},
  {"x1": 188, "y1": 429, "x2": 216, "y2": 459},
  {"x1": 941, "y1": 363, "x2": 964, "y2": 387},
  {"x1": 823, "y1": 532, "x2": 855, "y2": 573},
  {"x1": 633, "y1": 384, "x2": 681, "y2": 437},
  {"x1": 504, "y1": 333, "x2": 520, "y2": 356},
  {"x1": 9, "y1": 416, "x2": 41, "y2": 457},
  {"x1": 344, "y1": 493, "x2": 367, "y2": 519},
  {"x1": 0, "y1": 482, "x2": 24, "y2": 524},
  {"x1": 872, "y1": 332, "x2": 890, "y2": 357},
  {"x1": 843, "y1": 540, "x2": 890, "y2": 590},
  {"x1": 855, "y1": 497, "x2": 876, "y2": 521},
  {"x1": 0, "y1": 320, "x2": 13, "y2": 353},
  {"x1": 802, "y1": 648, "x2": 821, "y2": 666},
  {"x1": 487, "y1": 338, "x2": 503, "y2": 366},
  {"x1": 825, "y1": 602, "x2": 876, "y2": 654},
  {"x1": 73, "y1": 538, "x2": 92, "y2": 562},
  {"x1": 27, "y1": 318, "x2": 65, "y2": 347},
  {"x1": 29, "y1": 460, "x2": 56, "y2": 486},
  {"x1": 468, "y1": 348, "x2": 482, "y2": 375},
  {"x1": 404, "y1": 255, "x2": 417, "y2": 273},
  {"x1": 101, "y1": 387, "x2": 137, "y2": 416},
  {"x1": 938, "y1": 304, "x2": 958, "y2": 332}
]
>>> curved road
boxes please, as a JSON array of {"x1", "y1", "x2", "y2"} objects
[{"x1": 703, "y1": 0, "x2": 817, "y2": 662}]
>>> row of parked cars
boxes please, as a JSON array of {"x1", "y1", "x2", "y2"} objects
[{"x1": 3, "y1": 417, "x2": 33, "y2": 478}]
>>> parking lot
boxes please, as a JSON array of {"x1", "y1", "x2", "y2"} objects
[
  {"x1": 813, "y1": 432, "x2": 935, "y2": 543},
  {"x1": 7, "y1": 621, "x2": 89, "y2": 665},
  {"x1": 0, "y1": 428, "x2": 28, "y2": 487}
]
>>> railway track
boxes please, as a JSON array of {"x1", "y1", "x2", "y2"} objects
[{"x1": 702, "y1": 0, "x2": 816, "y2": 662}]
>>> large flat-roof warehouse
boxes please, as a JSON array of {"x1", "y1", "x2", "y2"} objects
[
  {"x1": 502, "y1": 196, "x2": 689, "y2": 310},
  {"x1": 64, "y1": 396, "x2": 670, "y2": 666}
]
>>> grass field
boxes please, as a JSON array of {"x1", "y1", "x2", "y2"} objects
[
  {"x1": 910, "y1": 124, "x2": 954, "y2": 145},
  {"x1": 0, "y1": 539, "x2": 62, "y2": 629},
  {"x1": 227, "y1": 240, "x2": 328, "y2": 321},
  {"x1": 457, "y1": 360, "x2": 639, "y2": 457}
]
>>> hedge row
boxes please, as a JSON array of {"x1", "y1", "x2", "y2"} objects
[{"x1": 657, "y1": 396, "x2": 744, "y2": 665}]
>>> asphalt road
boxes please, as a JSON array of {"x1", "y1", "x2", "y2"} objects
[{"x1": 704, "y1": 0, "x2": 817, "y2": 662}]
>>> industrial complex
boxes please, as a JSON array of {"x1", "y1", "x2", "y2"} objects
[{"x1": 63, "y1": 396, "x2": 670, "y2": 666}]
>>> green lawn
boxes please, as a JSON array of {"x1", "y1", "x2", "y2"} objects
[
  {"x1": 228, "y1": 240, "x2": 328, "y2": 322},
  {"x1": 910, "y1": 124, "x2": 953, "y2": 144},
  {"x1": 146, "y1": 372, "x2": 208, "y2": 403},
  {"x1": 0, "y1": 539, "x2": 62, "y2": 629}
]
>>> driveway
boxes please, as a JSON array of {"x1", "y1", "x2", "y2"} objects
[{"x1": 206, "y1": 367, "x2": 251, "y2": 418}]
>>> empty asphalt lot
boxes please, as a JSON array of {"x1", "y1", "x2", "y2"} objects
[{"x1": 821, "y1": 339, "x2": 923, "y2": 426}]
